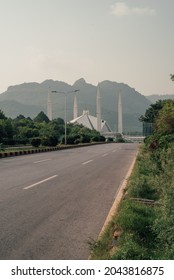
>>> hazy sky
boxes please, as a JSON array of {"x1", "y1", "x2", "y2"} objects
[{"x1": 0, "y1": 0, "x2": 173, "y2": 95}]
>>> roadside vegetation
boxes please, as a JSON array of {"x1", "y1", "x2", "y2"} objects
[
  {"x1": 0, "y1": 110, "x2": 105, "y2": 150},
  {"x1": 90, "y1": 96, "x2": 174, "y2": 259}
]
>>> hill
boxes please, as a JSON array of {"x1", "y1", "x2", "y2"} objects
[
  {"x1": 0, "y1": 100, "x2": 44, "y2": 119},
  {"x1": 147, "y1": 94, "x2": 174, "y2": 103},
  {"x1": 0, "y1": 78, "x2": 151, "y2": 132}
]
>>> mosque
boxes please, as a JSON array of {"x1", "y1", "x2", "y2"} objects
[{"x1": 47, "y1": 84, "x2": 123, "y2": 137}]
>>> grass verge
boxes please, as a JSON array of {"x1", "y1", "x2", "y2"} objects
[{"x1": 90, "y1": 143, "x2": 174, "y2": 259}]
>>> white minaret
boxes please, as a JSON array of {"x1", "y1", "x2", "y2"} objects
[
  {"x1": 47, "y1": 91, "x2": 52, "y2": 121},
  {"x1": 96, "y1": 83, "x2": 101, "y2": 132},
  {"x1": 73, "y1": 94, "x2": 78, "y2": 119},
  {"x1": 118, "y1": 91, "x2": 123, "y2": 134}
]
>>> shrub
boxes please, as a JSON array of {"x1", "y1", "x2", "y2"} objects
[
  {"x1": 80, "y1": 134, "x2": 91, "y2": 143},
  {"x1": 91, "y1": 135, "x2": 100, "y2": 142},
  {"x1": 47, "y1": 135, "x2": 58, "y2": 146},
  {"x1": 61, "y1": 135, "x2": 76, "y2": 145},
  {"x1": 107, "y1": 137, "x2": 114, "y2": 142},
  {"x1": 41, "y1": 136, "x2": 58, "y2": 146},
  {"x1": 31, "y1": 137, "x2": 41, "y2": 147},
  {"x1": 99, "y1": 135, "x2": 106, "y2": 142}
]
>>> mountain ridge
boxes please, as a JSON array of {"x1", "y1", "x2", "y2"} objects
[
  {"x1": 146, "y1": 94, "x2": 174, "y2": 103},
  {"x1": 0, "y1": 78, "x2": 151, "y2": 132}
]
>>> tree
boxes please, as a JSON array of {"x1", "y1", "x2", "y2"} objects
[
  {"x1": 155, "y1": 100, "x2": 174, "y2": 134},
  {"x1": 14, "y1": 114, "x2": 26, "y2": 121},
  {"x1": 31, "y1": 137, "x2": 41, "y2": 147},
  {"x1": 52, "y1": 118, "x2": 64, "y2": 125},
  {"x1": 41, "y1": 135, "x2": 58, "y2": 146},
  {"x1": 34, "y1": 111, "x2": 50, "y2": 123},
  {"x1": 139, "y1": 100, "x2": 165, "y2": 123},
  {"x1": 0, "y1": 121, "x2": 5, "y2": 142},
  {"x1": 170, "y1": 74, "x2": 174, "y2": 82},
  {"x1": 0, "y1": 109, "x2": 7, "y2": 120},
  {"x1": 0, "y1": 119, "x2": 14, "y2": 144}
]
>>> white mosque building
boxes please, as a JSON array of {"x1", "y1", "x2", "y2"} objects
[
  {"x1": 70, "y1": 84, "x2": 112, "y2": 135},
  {"x1": 47, "y1": 84, "x2": 123, "y2": 137},
  {"x1": 70, "y1": 109, "x2": 112, "y2": 134}
]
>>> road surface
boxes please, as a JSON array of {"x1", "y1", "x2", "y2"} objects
[{"x1": 0, "y1": 143, "x2": 138, "y2": 259}]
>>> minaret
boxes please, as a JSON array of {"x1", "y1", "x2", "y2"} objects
[
  {"x1": 73, "y1": 94, "x2": 78, "y2": 119},
  {"x1": 47, "y1": 90, "x2": 52, "y2": 121},
  {"x1": 118, "y1": 91, "x2": 123, "y2": 134},
  {"x1": 96, "y1": 83, "x2": 101, "y2": 132}
]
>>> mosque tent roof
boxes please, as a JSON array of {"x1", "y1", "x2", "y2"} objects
[{"x1": 70, "y1": 110, "x2": 112, "y2": 133}]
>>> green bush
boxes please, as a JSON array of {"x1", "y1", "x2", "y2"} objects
[
  {"x1": 0, "y1": 143, "x2": 4, "y2": 151},
  {"x1": 80, "y1": 134, "x2": 91, "y2": 143},
  {"x1": 41, "y1": 135, "x2": 58, "y2": 146},
  {"x1": 91, "y1": 135, "x2": 106, "y2": 142},
  {"x1": 31, "y1": 137, "x2": 41, "y2": 147},
  {"x1": 107, "y1": 137, "x2": 114, "y2": 142},
  {"x1": 61, "y1": 135, "x2": 76, "y2": 144},
  {"x1": 115, "y1": 137, "x2": 125, "y2": 143},
  {"x1": 91, "y1": 135, "x2": 100, "y2": 142}
]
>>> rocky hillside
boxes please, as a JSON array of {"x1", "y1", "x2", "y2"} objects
[{"x1": 0, "y1": 78, "x2": 151, "y2": 132}]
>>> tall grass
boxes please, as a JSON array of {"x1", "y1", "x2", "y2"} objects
[{"x1": 90, "y1": 143, "x2": 174, "y2": 259}]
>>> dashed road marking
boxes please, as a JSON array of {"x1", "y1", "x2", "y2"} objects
[
  {"x1": 102, "y1": 153, "x2": 108, "y2": 157},
  {"x1": 34, "y1": 159, "x2": 51, "y2": 164},
  {"x1": 82, "y1": 160, "x2": 93, "y2": 165},
  {"x1": 23, "y1": 175, "x2": 58, "y2": 190}
]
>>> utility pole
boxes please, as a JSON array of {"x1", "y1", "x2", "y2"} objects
[
  {"x1": 73, "y1": 94, "x2": 78, "y2": 119},
  {"x1": 51, "y1": 89, "x2": 80, "y2": 144},
  {"x1": 47, "y1": 90, "x2": 52, "y2": 121}
]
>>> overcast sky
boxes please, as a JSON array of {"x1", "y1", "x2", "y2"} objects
[{"x1": 0, "y1": 0, "x2": 173, "y2": 95}]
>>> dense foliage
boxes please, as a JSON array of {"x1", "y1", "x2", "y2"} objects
[
  {"x1": 0, "y1": 110, "x2": 104, "y2": 147},
  {"x1": 90, "y1": 99, "x2": 174, "y2": 260}
]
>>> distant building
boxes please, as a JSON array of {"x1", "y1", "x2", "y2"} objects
[
  {"x1": 70, "y1": 110, "x2": 112, "y2": 134},
  {"x1": 70, "y1": 84, "x2": 124, "y2": 138}
]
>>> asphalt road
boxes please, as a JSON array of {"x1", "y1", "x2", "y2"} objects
[{"x1": 0, "y1": 143, "x2": 138, "y2": 260}]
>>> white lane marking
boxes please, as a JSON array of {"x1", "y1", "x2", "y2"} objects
[
  {"x1": 23, "y1": 175, "x2": 58, "y2": 190},
  {"x1": 34, "y1": 159, "x2": 51, "y2": 164},
  {"x1": 2, "y1": 159, "x2": 15, "y2": 162},
  {"x1": 82, "y1": 160, "x2": 93, "y2": 165},
  {"x1": 102, "y1": 153, "x2": 108, "y2": 157}
]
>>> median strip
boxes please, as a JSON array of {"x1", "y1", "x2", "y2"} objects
[{"x1": 23, "y1": 175, "x2": 58, "y2": 190}]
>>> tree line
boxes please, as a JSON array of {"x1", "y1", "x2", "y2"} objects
[{"x1": 0, "y1": 110, "x2": 105, "y2": 147}]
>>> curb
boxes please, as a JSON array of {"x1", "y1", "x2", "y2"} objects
[
  {"x1": 98, "y1": 151, "x2": 138, "y2": 238},
  {"x1": 88, "y1": 151, "x2": 138, "y2": 260},
  {"x1": 0, "y1": 142, "x2": 106, "y2": 158}
]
